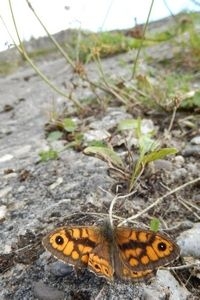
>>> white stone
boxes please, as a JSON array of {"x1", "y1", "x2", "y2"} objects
[
  {"x1": 49, "y1": 177, "x2": 63, "y2": 190},
  {"x1": 177, "y1": 223, "x2": 200, "y2": 258},
  {"x1": 0, "y1": 205, "x2": 7, "y2": 220},
  {"x1": 0, "y1": 186, "x2": 12, "y2": 198},
  {"x1": 155, "y1": 270, "x2": 190, "y2": 299},
  {"x1": 84, "y1": 129, "x2": 110, "y2": 142},
  {"x1": 191, "y1": 136, "x2": 200, "y2": 145},
  {"x1": 0, "y1": 154, "x2": 13, "y2": 163}
]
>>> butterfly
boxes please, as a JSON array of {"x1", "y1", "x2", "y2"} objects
[{"x1": 42, "y1": 221, "x2": 180, "y2": 281}]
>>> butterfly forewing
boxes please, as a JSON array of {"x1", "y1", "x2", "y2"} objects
[
  {"x1": 114, "y1": 227, "x2": 180, "y2": 271},
  {"x1": 42, "y1": 226, "x2": 102, "y2": 268}
]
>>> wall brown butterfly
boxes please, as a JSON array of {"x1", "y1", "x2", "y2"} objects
[{"x1": 43, "y1": 222, "x2": 180, "y2": 281}]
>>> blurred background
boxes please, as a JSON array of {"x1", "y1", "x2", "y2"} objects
[{"x1": 0, "y1": 0, "x2": 199, "y2": 52}]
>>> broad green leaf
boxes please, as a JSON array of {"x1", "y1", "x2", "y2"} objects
[
  {"x1": 84, "y1": 146, "x2": 124, "y2": 168},
  {"x1": 47, "y1": 131, "x2": 63, "y2": 141},
  {"x1": 118, "y1": 119, "x2": 138, "y2": 131},
  {"x1": 129, "y1": 147, "x2": 177, "y2": 192},
  {"x1": 193, "y1": 91, "x2": 200, "y2": 107},
  {"x1": 63, "y1": 118, "x2": 77, "y2": 132},
  {"x1": 142, "y1": 147, "x2": 178, "y2": 164},
  {"x1": 138, "y1": 135, "x2": 159, "y2": 154},
  {"x1": 39, "y1": 149, "x2": 58, "y2": 161},
  {"x1": 87, "y1": 140, "x2": 107, "y2": 147},
  {"x1": 150, "y1": 218, "x2": 160, "y2": 232},
  {"x1": 180, "y1": 90, "x2": 200, "y2": 109}
]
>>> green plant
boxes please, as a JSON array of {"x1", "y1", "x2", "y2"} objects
[
  {"x1": 150, "y1": 218, "x2": 160, "y2": 232},
  {"x1": 39, "y1": 149, "x2": 58, "y2": 162},
  {"x1": 84, "y1": 118, "x2": 177, "y2": 193}
]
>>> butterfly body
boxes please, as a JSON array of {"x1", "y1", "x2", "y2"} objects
[{"x1": 42, "y1": 222, "x2": 180, "y2": 281}]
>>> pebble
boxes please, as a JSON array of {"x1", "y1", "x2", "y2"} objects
[
  {"x1": 182, "y1": 145, "x2": 200, "y2": 157},
  {"x1": 17, "y1": 185, "x2": 26, "y2": 193},
  {"x1": 173, "y1": 155, "x2": 185, "y2": 167},
  {"x1": 177, "y1": 223, "x2": 200, "y2": 258},
  {"x1": 48, "y1": 261, "x2": 74, "y2": 277},
  {"x1": 191, "y1": 136, "x2": 200, "y2": 145},
  {"x1": 153, "y1": 159, "x2": 173, "y2": 171},
  {"x1": 84, "y1": 129, "x2": 110, "y2": 142},
  {"x1": 155, "y1": 270, "x2": 190, "y2": 299},
  {"x1": 32, "y1": 281, "x2": 65, "y2": 300},
  {"x1": 0, "y1": 205, "x2": 7, "y2": 220},
  {"x1": 170, "y1": 168, "x2": 187, "y2": 180},
  {"x1": 143, "y1": 270, "x2": 190, "y2": 300},
  {"x1": 0, "y1": 186, "x2": 12, "y2": 198},
  {"x1": 143, "y1": 284, "x2": 166, "y2": 300},
  {"x1": 49, "y1": 177, "x2": 63, "y2": 190},
  {"x1": 0, "y1": 154, "x2": 13, "y2": 163},
  {"x1": 140, "y1": 119, "x2": 155, "y2": 134},
  {"x1": 187, "y1": 162, "x2": 199, "y2": 175}
]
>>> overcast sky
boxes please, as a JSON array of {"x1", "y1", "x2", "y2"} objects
[{"x1": 0, "y1": 0, "x2": 199, "y2": 52}]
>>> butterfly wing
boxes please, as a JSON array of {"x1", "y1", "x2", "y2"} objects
[
  {"x1": 87, "y1": 239, "x2": 114, "y2": 280},
  {"x1": 43, "y1": 226, "x2": 114, "y2": 279},
  {"x1": 43, "y1": 226, "x2": 102, "y2": 268},
  {"x1": 113, "y1": 246, "x2": 154, "y2": 281},
  {"x1": 115, "y1": 227, "x2": 180, "y2": 273}
]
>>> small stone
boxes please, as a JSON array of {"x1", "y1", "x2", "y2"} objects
[
  {"x1": 153, "y1": 159, "x2": 173, "y2": 171},
  {"x1": 154, "y1": 270, "x2": 190, "y2": 299},
  {"x1": 177, "y1": 223, "x2": 200, "y2": 258},
  {"x1": 190, "y1": 136, "x2": 200, "y2": 145},
  {"x1": 0, "y1": 154, "x2": 13, "y2": 163},
  {"x1": 143, "y1": 285, "x2": 166, "y2": 300},
  {"x1": 17, "y1": 185, "x2": 26, "y2": 193},
  {"x1": 193, "y1": 194, "x2": 200, "y2": 202},
  {"x1": 187, "y1": 162, "x2": 198, "y2": 175},
  {"x1": 182, "y1": 145, "x2": 200, "y2": 157},
  {"x1": 0, "y1": 186, "x2": 12, "y2": 198},
  {"x1": 84, "y1": 129, "x2": 110, "y2": 142},
  {"x1": 49, "y1": 177, "x2": 63, "y2": 190},
  {"x1": 173, "y1": 155, "x2": 185, "y2": 167},
  {"x1": 170, "y1": 168, "x2": 187, "y2": 180},
  {"x1": 0, "y1": 205, "x2": 7, "y2": 220},
  {"x1": 4, "y1": 244, "x2": 12, "y2": 253},
  {"x1": 32, "y1": 281, "x2": 65, "y2": 300},
  {"x1": 48, "y1": 261, "x2": 74, "y2": 277}
]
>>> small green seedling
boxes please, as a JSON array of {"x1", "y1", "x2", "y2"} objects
[
  {"x1": 84, "y1": 118, "x2": 177, "y2": 193},
  {"x1": 39, "y1": 149, "x2": 59, "y2": 162},
  {"x1": 150, "y1": 218, "x2": 160, "y2": 232}
]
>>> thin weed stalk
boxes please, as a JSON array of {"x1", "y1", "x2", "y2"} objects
[
  {"x1": 131, "y1": 0, "x2": 155, "y2": 79},
  {"x1": 26, "y1": 0, "x2": 75, "y2": 68},
  {"x1": 119, "y1": 177, "x2": 200, "y2": 225}
]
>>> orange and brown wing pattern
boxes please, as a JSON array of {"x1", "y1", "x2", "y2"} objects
[
  {"x1": 42, "y1": 226, "x2": 102, "y2": 268},
  {"x1": 88, "y1": 239, "x2": 114, "y2": 280},
  {"x1": 116, "y1": 267, "x2": 154, "y2": 281},
  {"x1": 113, "y1": 246, "x2": 154, "y2": 281},
  {"x1": 115, "y1": 227, "x2": 180, "y2": 272},
  {"x1": 43, "y1": 224, "x2": 180, "y2": 281}
]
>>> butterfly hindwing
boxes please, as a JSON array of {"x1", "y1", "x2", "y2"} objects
[{"x1": 114, "y1": 227, "x2": 180, "y2": 271}]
